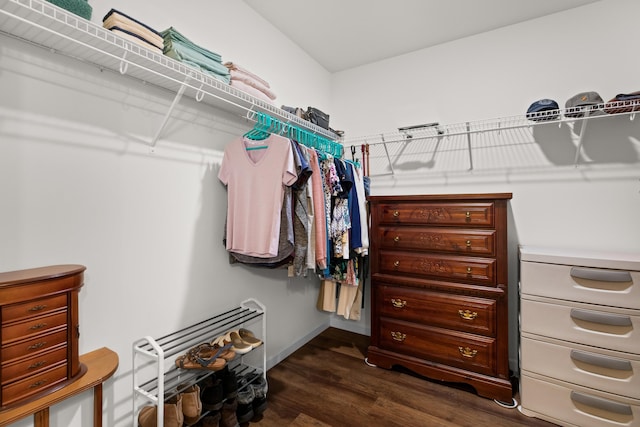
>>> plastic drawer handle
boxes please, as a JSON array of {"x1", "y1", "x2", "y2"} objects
[
  {"x1": 570, "y1": 391, "x2": 632, "y2": 416},
  {"x1": 570, "y1": 349, "x2": 632, "y2": 371},
  {"x1": 570, "y1": 267, "x2": 632, "y2": 282},
  {"x1": 570, "y1": 308, "x2": 632, "y2": 327}
]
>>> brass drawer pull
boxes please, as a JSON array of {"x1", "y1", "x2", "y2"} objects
[
  {"x1": 459, "y1": 346, "x2": 478, "y2": 358},
  {"x1": 465, "y1": 240, "x2": 471, "y2": 247},
  {"x1": 29, "y1": 379, "x2": 48, "y2": 389},
  {"x1": 28, "y1": 342, "x2": 47, "y2": 350},
  {"x1": 466, "y1": 267, "x2": 472, "y2": 274},
  {"x1": 391, "y1": 331, "x2": 406, "y2": 342},
  {"x1": 28, "y1": 360, "x2": 47, "y2": 369},
  {"x1": 393, "y1": 210, "x2": 400, "y2": 217},
  {"x1": 458, "y1": 309, "x2": 478, "y2": 320},
  {"x1": 393, "y1": 261, "x2": 400, "y2": 268},
  {"x1": 465, "y1": 211, "x2": 471, "y2": 219},
  {"x1": 393, "y1": 236, "x2": 400, "y2": 242},
  {"x1": 391, "y1": 298, "x2": 407, "y2": 308},
  {"x1": 29, "y1": 304, "x2": 47, "y2": 312},
  {"x1": 29, "y1": 323, "x2": 47, "y2": 330}
]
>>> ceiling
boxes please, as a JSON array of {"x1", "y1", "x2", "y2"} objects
[{"x1": 243, "y1": 0, "x2": 599, "y2": 72}]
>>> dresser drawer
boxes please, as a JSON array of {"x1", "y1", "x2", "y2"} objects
[
  {"x1": 521, "y1": 336, "x2": 640, "y2": 399},
  {"x1": 1, "y1": 310, "x2": 67, "y2": 345},
  {"x1": 379, "y1": 318, "x2": 496, "y2": 376},
  {"x1": 379, "y1": 250, "x2": 496, "y2": 285},
  {"x1": 377, "y1": 202, "x2": 495, "y2": 227},
  {"x1": 521, "y1": 373, "x2": 640, "y2": 427},
  {"x1": 1, "y1": 362, "x2": 67, "y2": 406},
  {"x1": 521, "y1": 297, "x2": 640, "y2": 354},
  {"x1": 1, "y1": 328, "x2": 68, "y2": 363},
  {"x1": 1, "y1": 294, "x2": 68, "y2": 324},
  {"x1": 376, "y1": 227, "x2": 496, "y2": 256},
  {"x1": 378, "y1": 284, "x2": 496, "y2": 336},
  {"x1": 1, "y1": 344, "x2": 67, "y2": 383},
  {"x1": 521, "y1": 260, "x2": 640, "y2": 310}
]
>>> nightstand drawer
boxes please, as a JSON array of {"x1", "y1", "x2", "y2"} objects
[
  {"x1": 376, "y1": 227, "x2": 496, "y2": 256},
  {"x1": 377, "y1": 202, "x2": 495, "y2": 227},
  {"x1": 2, "y1": 294, "x2": 68, "y2": 324},
  {"x1": 1, "y1": 328, "x2": 68, "y2": 363},
  {"x1": 379, "y1": 250, "x2": 496, "y2": 285},
  {"x1": 379, "y1": 318, "x2": 496, "y2": 376},
  {"x1": 1, "y1": 310, "x2": 67, "y2": 345},
  {"x1": 1, "y1": 362, "x2": 67, "y2": 406},
  {"x1": 1, "y1": 344, "x2": 67, "y2": 383},
  {"x1": 521, "y1": 260, "x2": 640, "y2": 310},
  {"x1": 378, "y1": 284, "x2": 496, "y2": 336}
]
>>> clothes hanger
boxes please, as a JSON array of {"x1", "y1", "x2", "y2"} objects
[{"x1": 244, "y1": 112, "x2": 270, "y2": 149}]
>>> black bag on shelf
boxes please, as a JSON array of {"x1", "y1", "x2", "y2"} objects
[{"x1": 306, "y1": 107, "x2": 330, "y2": 130}]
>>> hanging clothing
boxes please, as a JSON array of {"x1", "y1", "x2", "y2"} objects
[{"x1": 218, "y1": 134, "x2": 296, "y2": 258}]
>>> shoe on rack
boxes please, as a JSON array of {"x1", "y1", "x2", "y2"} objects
[
  {"x1": 238, "y1": 328, "x2": 263, "y2": 349},
  {"x1": 220, "y1": 366, "x2": 238, "y2": 400},
  {"x1": 177, "y1": 383, "x2": 202, "y2": 425},
  {"x1": 200, "y1": 376, "x2": 224, "y2": 412},
  {"x1": 219, "y1": 398, "x2": 240, "y2": 427},
  {"x1": 224, "y1": 331, "x2": 252, "y2": 354},
  {"x1": 251, "y1": 375, "x2": 268, "y2": 418},
  {"x1": 175, "y1": 343, "x2": 226, "y2": 371},
  {"x1": 235, "y1": 376, "x2": 255, "y2": 424},
  {"x1": 200, "y1": 412, "x2": 221, "y2": 427},
  {"x1": 138, "y1": 394, "x2": 184, "y2": 427}
]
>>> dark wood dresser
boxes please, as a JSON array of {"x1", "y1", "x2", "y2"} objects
[
  {"x1": 367, "y1": 193, "x2": 513, "y2": 402},
  {"x1": 0, "y1": 265, "x2": 85, "y2": 409}
]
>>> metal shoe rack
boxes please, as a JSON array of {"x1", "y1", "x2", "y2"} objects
[{"x1": 132, "y1": 298, "x2": 266, "y2": 427}]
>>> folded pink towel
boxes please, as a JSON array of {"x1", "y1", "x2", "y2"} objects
[
  {"x1": 231, "y1": 80, "x2": 274, "y2": 105},
  {"x1": 224, "y1": 62, "x2": 270, "y2": 89},
  {"x1": 230, "y1": 70, "x2": 276, "y2": 100}
]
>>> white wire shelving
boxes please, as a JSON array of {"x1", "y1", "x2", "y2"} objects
[
  {"x1": 0, "y1": 0, "x2": 340, "y2": 147},
  {"x1": 344, "y1": 102, "x2": 640, "y2": 173}
]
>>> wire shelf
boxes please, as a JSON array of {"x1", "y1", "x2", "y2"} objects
[{"x1": 0, "y1": 0, "x2": 340, "y2": 142}]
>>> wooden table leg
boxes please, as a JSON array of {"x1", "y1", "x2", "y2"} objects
[
  {"x1": 93, "y1": 383, "x2": 103, "y2": 427},
  {"x1": 33, "y1": 408, "x2": 49, "y2": 427}
]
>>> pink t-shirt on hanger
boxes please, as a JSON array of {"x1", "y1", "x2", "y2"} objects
[{"x1": 218, "y1": 133, "x2": 297, "y2": 258}]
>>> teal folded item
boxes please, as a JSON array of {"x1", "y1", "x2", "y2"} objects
[
  {"x1": 161, "y1": 27, "x2": 222, "y2": 63},
  {"x1": 46, "y1": 0, "x2": 92, "y2": 20},
  {"x1": 164, "y1": 41, "x2": 230, "y2": 78}
]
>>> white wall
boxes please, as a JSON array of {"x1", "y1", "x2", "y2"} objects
[
  {"x1": 0, "y1": 1, "x2": 331, "y2": 426},
  {"x1": 330, "y1": 0, "x2": 640, "y2": 371}
]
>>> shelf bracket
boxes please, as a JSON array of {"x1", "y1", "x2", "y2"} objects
[
  {"x1": 573, "y1": 110, "x2": 590, "y2": 167},
  {"x1": 150, "y1": 76, "x2": 191, "y2": 150},
  {"x1": 466, "y1": 122, "x2": 474, "y2": 170},
  {"x1": 381, "y1": 134, "x2": 395, "y2": 175}
]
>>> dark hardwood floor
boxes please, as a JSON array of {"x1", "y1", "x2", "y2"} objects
[{"x1": 253, "y1": 327, "x2": 556, "y2": 427}]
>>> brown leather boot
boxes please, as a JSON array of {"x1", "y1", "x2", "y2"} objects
[
  {"x1": 219, "y1": 398, "x2": 239, "y2": 427},
  {"x1": 200, "y1": 412, "x2": 221, "y2": 427},
  {"x1": 178, "y1": 384, "x2": 202, "y2": 425},
  {"x1": 137, "y1": 394, "x2": 184, "y2": 427}
]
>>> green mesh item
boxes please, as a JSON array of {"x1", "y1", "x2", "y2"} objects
[{"x1": 46, "y1": 0, "x2": 92, "y2": 20}]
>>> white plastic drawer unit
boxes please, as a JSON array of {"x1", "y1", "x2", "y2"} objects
[
  {"x1": 521, "y1": 336, "x2": 640, "y2": 399},
  {"x1": 520, "y1": 246, "x2": 640, "y2": 310},
  {"x1": 520, "y1": 373, "x2": 640, "y2": 427},
  {"x1": 521, "y1": 296, "x2": 640, "y2": 354}
]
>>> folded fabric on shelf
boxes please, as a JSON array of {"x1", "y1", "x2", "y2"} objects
[
  {"x1": 162, "y1": 27, "x2": 230, "y2": 83},
  {"x1": 102, "y1": 9, "x2": 163, "y2": 50},
  {"x1": 108, "y1": 27, "x2": 162, "y2": 53},
  {"x1": 230, "y1": 80, "x2": 275, "y2": 105},
  {"x1": 229, "y1": 69, "x2": 276, "y2": 100},
  {"x1": 224, "y1": 62, "x2": 270, "y2": 88},
  {"x1": 46, "y1": 0, "x2": 92, "y2": 20}
]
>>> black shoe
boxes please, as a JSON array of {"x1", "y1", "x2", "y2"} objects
[
  {"x1": 235, "y1": 379, "x2": 255, "y2": 424},
  {"x1": 251, "y1": 376, "x2": 268, "y2": 417},
  {"x1": 221, "y1": 367, "x2": 238, "y2": 400},
  {"x1": 200, "y1": 377, "x2": 224, "y2": 412}
]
